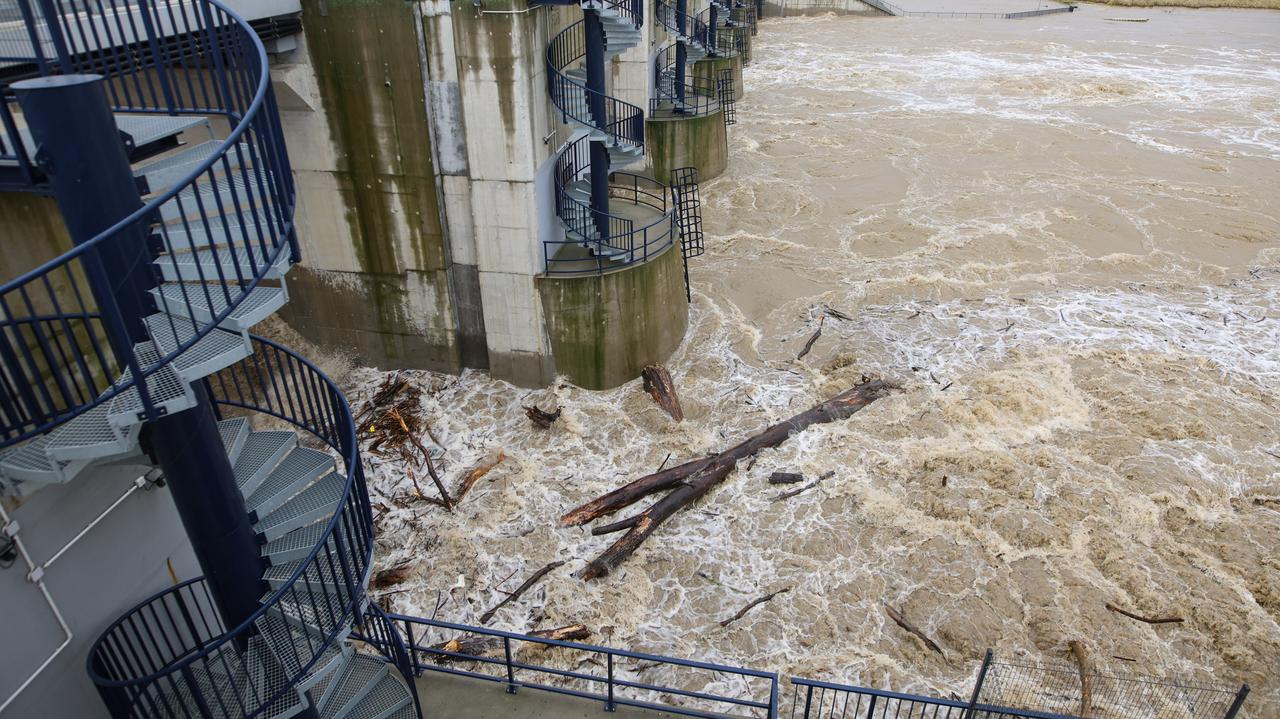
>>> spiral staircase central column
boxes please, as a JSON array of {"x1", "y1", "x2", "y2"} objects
[{"x1": 583, "y1": 9, "x2": 612, "y2": 243}]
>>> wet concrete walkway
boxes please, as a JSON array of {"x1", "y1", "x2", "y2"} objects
[{"x1": 415, "y1": 671, "x2": 688, "y2": 719}]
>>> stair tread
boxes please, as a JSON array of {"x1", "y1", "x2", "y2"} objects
[
  {"x1": 142, "y1": 314, "x2": 250, "y2": 382},
  {"x1": 255, "y1": 471, "x2": 344, "y2": 538},
  {"x1": 247, "y1": 448, "x2": 335, "y2": 518},
  {"x1": 135, "y1": 140, "x2": 250, "y2": 191},
  {"x1": 115, "y1": 114, "x2": 208, "y2": 147},
  {"x1": 165, "y1": 168, "x2": 274, "y2": 219},
  {"x1": 320, "y1": 655, "x2": 388, "y2": 719},
  {"x1": 262, "y1": 521, "x2": 332, "y2": 564},
  {"x1": 156, "y1": 207, "x2": 277, "y2": 253},
  {"x1": 150, "y1": 283, "x2": 287, "y2": 331},
  {"x1": 233, "y1": 431, "x2": 298, "y2": 496},
  {"x1": 339, "y1": 672, "x2": 412, "y2": 719},
  {"x1": 154, "y1": 242, "x2": 291, "y2": 283}
]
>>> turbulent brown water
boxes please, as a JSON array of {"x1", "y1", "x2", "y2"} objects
[{"x1": 355, "y1": 7, "x2": 1280, "y2": 717}]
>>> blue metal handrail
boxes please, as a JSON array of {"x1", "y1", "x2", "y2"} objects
[
  {"x1": 0, "y1": 0, "x2": 296, "y2": 448},
  {"x1": 654, "y1": 0, "x2": 714, "y2": 53},
  {"x1": 650, "y1": 43, "x2": 719, "y2": 118},
  {"x1": 788, "y1": 677, "x2": 1081, "y2": 719},
  {"x1": 366, "y1": 613, "x2": 780, "y2": 719},
  {"x1": 85, "y1": 335, "x2": 374, "y2": 718},
  {"x1": 546, "y1": 19, "x2": 644, "y2": 149}
]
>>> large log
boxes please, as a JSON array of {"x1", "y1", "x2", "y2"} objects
[
  {"x1": 642, "y1": 365, "x2": 685, "y2": 422},
  {"x1": 562, "y1": 379, "x2": 891, "y2": 580}
]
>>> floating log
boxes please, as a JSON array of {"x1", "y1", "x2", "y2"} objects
[
  {"x1": 768, "y1": 472, "x2": 804, "y2": 485},
  {"x1": 456, "y1": 452, "x2": 507, "y2": 503},
  {"x1": 562, "y1": 379, "x2": 891, "y2": 580},
  {"x1": 525, "y1": 405, "x2": 562, "y2": 429},
  {"x1": 642, "y1": 365, "x2": 684, "y2": 422},
  {"x1": 797, "y1": 315, "x2": 826, "y2": 360},
  {"x1": 1104, "y1": 602, "x2": 1183, "y2": 625},
  {"x1": 721, "y1": 588, "x2": 791, "y2": 627},
  {"x1": 1069, "y1": 640, "x2": 1093, "y2": 718},
  {"x1": 434, "y1": 624, "x2": 591, "y2": 663},
  {"x1": 479, "y1": 560, "x2": 567, "y2": 625},
  {"x1": 884, "y1": 605, "x2": 943, "y2": 656}
]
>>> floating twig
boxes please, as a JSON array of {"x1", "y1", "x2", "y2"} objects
[
  {"x1": 1105, "y1": 602, "x2": 1184, "y2": 625},
  {"x1": 479, "y1": 560, "x2": 567, "y2": 624},
  {"x1": 720, "y1": 588, "x2": 791, "y2": 627},
  {"x1": 884, "y1": 605, "x2": 943, "y2": 655}
]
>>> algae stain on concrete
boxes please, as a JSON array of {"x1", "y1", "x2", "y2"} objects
[
  {"x1": 452, "y1": 3, "x2": 525, "y2": 158},
  {"x1": 299, "y1": 0, "x2": 455, "y2": 363}
]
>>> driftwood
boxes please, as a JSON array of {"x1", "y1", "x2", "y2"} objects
[
  {"x1": 642, "y1": 365, "x2": 684, "y2": 422},
  {"x1": 525, "y1": 405, "x2": 562, "y2": 429},
  {"x1": 455, "y1": 452, "x2": 507, "y2": 503},
  {"x1": 562, "y1": 379, "x2": 891, "y2": 580},
  {"x1": 433, "y1": 624, "x2": 591, "y2": 663},
  {"x1": 1105, "y1": 602, "x2": 1183, "y2": 625},
  {"x1": 883, "y1": 605, "x2": 943, "y2": 655},
  {"x1": 768, "y1": 472, "x2": 804, "y2": 485},
  {"x1": 1069, "y1": 640, "x2": 1093, "y2": 718},
  {"x1": 720, "y1": 588, "x2": 791, "y2": 627},
  {"x1": 371, "y1": 564, "x2": 414, "y2": 590},
  {"x1": 770, "y1": 470, "x2": 834, "y2": 502},
  {"x1": 479, "y1": 560, "x2": 567, "y2": 624},
  {"x1": 796, "y1": 315, "x2": 825, "y2": 360}
]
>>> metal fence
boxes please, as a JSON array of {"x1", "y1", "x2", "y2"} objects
[{"x1": 976, "y1": 654, "x2": 1249, "y2": 719}]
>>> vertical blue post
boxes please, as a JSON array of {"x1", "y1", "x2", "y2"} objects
[
  {"x1": 964, "y1": 649, "x2": 993, "y2": 719},
  {"x1": 709, "y1": 4, "x2": 720, "y2": 55},
  {"x1": 675, "y1": 0, "x2": 688, "y2": 106},
  {"x1": 1222, "y1": 685, "x2": 1249, "y2": 719},
  {"x1": 583, "y1": 9, "x2": 612, "y2": 245},
  {"x1": 14, "y1": 75, "x2": 267, "y2": 635}
]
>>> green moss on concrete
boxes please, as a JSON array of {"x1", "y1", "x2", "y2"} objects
[
  {"x1": 537, "y1": 246, "x2": 689, "y2": 390},
  {"x1": 693, "y1": 54, "x2": 745, "y2": 104},
  {"x1": 295, "y1": 0, "x2": 461, "y2": 369},
  {"x1": 647, "y1": 111, "x2": 729, "y2": 183}
]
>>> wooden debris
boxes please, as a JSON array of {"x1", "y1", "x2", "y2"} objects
[
  {"x1": 562, "y1": 379, "x2": 891, "y2": 580},
  {"x1": 642, "y1": 365, "x2": 684, "y2": 422},
  {"x1": 883, "y1": 605, "x2": 943, "y2": 656},
  {"x1": 1105, "y1": 602, "x2": 1184, "y2": 625},
  {"x1": 797, "y1": 315, "x2": 826, "y2": 360},
  {"x1": 434, "y1": 624, "x2": 591, "y2": 662},
  {"x1": 455, "y1": 452, "x2": 507, "y2": 503},
  {"x1": 768, "y1": 472, "x2": 804, "y2": 485},
  {"x1": 720, "y1": 588, "x2": 791, "y2": 627},
  {"x1": 770, "y1": 470, "x2": 833, "y2": 502},
  {"x1": 479, "y1": 560, "x2": 567, "y2": 625},
  {"x1": 1069, "y1": 640, "x2": 1093, "y2": 718},
  {"x1": 371, "y1": 564, "x2": 414, "y2": 590},
  {"x1": 357, "y1": 374, "x2": 450, "y2": 507},
  {"x1": 524, "y1": 405, "x2": 562, "y2": 429}
]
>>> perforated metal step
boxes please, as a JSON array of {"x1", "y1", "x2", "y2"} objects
[
  {"x1": 159, "y1": 169, "x2": 276, "y2": 222},
  {"x1": 115, "y1": 114, "x2": 209, "y2": 148},
  {"x1": 155, "y1": 207, "x2": 277, "y2": 254},
  {"x1": 319, "y1": 654, "x2": 388, "y2": 719},
  {"x1": 255, "y1": 471, "x2": 344, "y2": 542},
  {"x1": 153, "y1": 243, "x2": 292, "y2": 283},
  {"x1": 246, "y1": 448, "x2": 335, "y2": 520},
  {"x1": 262, "y1": 521, "x2": 331, "y2": 565},
  {"x1": 340, "y1": 672, "x2": 413, "y2": 719},
  {"x1": 143, "y1": 313, "x2": 253, "y2": 383},
  {"x1": 135, "y1": 141, "x2": 250, "y2": 192},
  {"x1": 233, "y1": 431, "x2": 297, "y2": 498},
  {"x1": 262, "y1": 548, "x2": 349, "y2": 594},
  {"x1": 150, "y1": 282, "x2": 288, "y2": 333},
  {"x1": 106, "y1": 344, "x2": 197, "y2": 428},
  {"x1": 218, "y1": 416, "x2": 250, "y2": 464}
]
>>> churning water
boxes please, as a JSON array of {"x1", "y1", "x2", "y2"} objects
[{"x1": 357, "y1": 6, "x2": 1280, "y2": 716}]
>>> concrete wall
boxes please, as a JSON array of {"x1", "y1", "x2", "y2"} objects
[
  {"x1": 647, "y1": 111, "x2": 729, "y2": 183},
  {"x1": 763, "y1": 0, "x2": 881, "y2": 16},
  {"x1": 273, "y1": 0, "x2": 468, "y2": 373},
  {"x1": 0, "y1": 467, "x2": 198, "y2": 718},
  {"x1": 694, "y1": 53, "x2": 745, "y2": 105},
  {"x1": 537, "y1": 243, "x2": 689, "y2": 390}
]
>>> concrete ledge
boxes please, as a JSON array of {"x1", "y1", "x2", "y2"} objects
[
  {"x1": 647, "y1": 110, "x2": 729, "y2": 183},
  {"x1": 537, "y1": 244, "x2": 689, "y2": 390},
  {"x1": 415, "y1": 670, "x2": 688, "y2": 719}
]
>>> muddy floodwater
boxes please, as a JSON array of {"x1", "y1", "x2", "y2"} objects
[{"x1": 356, "y1": 6, "x2": 1280, "y2": 717}]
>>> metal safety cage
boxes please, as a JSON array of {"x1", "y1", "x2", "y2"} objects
[
  {"x1": 0, "y1": 0, "x2": 297, "y2": 448},
  {"x1": 86, "y1": 335, "x2": 375, "y2": 719}
]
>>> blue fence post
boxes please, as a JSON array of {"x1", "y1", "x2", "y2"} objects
[
  {"x1": 769, "y1": 675, "x2": 779, "y2": 719},
  {"x1": 802, "y1": 684, "x2": 814, "y2": 719},
  {"x1": 504, "y1": 637, "x2": 518, "y2": 694},
  {"x1": 864, "y1": 694, "x2": 877, "y2": 719},
  {"x1": 964, "y1": 649, "x2": 993, "y2": 719},
  {"x1": 1223, "y1": 685, "x2": 1250, "y2": 719},
  {"x1": 605, "y1": 652, "x2": 616, "y2": 712}
]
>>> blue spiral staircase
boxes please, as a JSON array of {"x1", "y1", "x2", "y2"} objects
[
  {"x1": 0, "y1": 2, "x2": 418, "y2": 717},
  {"x1": 652, "y1": 0, "x2": 719, "y2": 117},
  {"x1": 543, "y1": 0, "x2": 684, "y2": 273}
]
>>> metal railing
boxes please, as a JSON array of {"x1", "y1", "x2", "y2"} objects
[
  {"x1": 355, "y1": 604, "x2": 424, "y2": 719},
  {"x1": 86, "y1": 335, "x2": 375, "y2": 719},
  {"x1": 654, "y1": 0, "x2": 714, "y2": 52},
  {"x1": 548, "y1": 132, "x2": 675, "y2": 275},
  {"x1": 546, "y1": 18, "x2": 644, "y2": 149},
  {"x1": 789, "y1": 677, "x2": 1079, "y2": 719},
  {"x1": 0, "y1": 0, "x2": 296, "y2": 448},
  {"x1": 650, "y1": 43, "x2": 719, "y2": 118},
  {"x1": 369, "y1": 613, "x2": 780, "y2": 719}
]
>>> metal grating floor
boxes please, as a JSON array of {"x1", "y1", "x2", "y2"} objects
[
  {"x1": 320, "y1": 654, "x2": 387, "y2": 719},
  {"x1": 262, "y1": 521, "x2": 330, "y2": 564},
  {"x1": 160, "y1": 169, "x2": 276, "y2": 222},
  {"x1": 156, "y1": 207, "x2": 276, "y2": 253},
  {"x1": 154, "y1": 242, "x2": 292, "y2": 283},
  {"x1": 43, "y1": 403, "x2": 130, "y2": 460},
  {"x1": 115, "y1": 114, "x2": 209, "y2": 147},
  {"x1": 218, "y1": 417, "x2": 250, "y2": 462},
  {"x1": 135, "y1": 141, "x2": 250, "y2": 191},
  {"x1": 340, "y1": 673, "x2": 412, "y2": 719},
  {"x1": 255, "y1": 472, "x2": 343, "y2": 541},
  {"x1": 246, "y1": 449, "x2": 334, "y2": 519},
  {"x1": 233, "y1": 431, "x2": 296, "y2": 496},
  {"x1": 142, "y1": 313, "x2": 251, "y2": 382},
  {"x1": 150, "y1": 283, "x2": 287, "y2": 331}
]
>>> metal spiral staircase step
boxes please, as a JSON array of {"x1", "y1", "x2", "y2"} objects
[
  {"x1": 115, "y1": 114, "x2": 211, "y2": 150},
  {"x1": 143, "y1": 313, "x2": 253, "y2": 383},
  {"x1": 220, "y1": 416, "x2": 251, "y2": 463},
  {"x1": 150, "y1": 282, "x2": 289, "y2": 333},
  {"x1": 155, "y1": 207, "x2": 279, "y2": 253},
  {"x1": 255, "y1": 471, "x2": 344, "y2": 542},
  {"x1": 319, "y1": 654, "x2": 389, "y2": 719},
  {"x1": 159, "y1": 168, "x2": 276, "y2": 222},
  {"x1": 262, "y1": 520, "x2": 333, "y2": 565},
  {"x1": 336, "y1": 673, "x2": 413, "y2": 719},
  {"x1": 262, "y1": 538, "x2": 349, "y2": 593},
  {"x1": 134, "y1": 140, "x2": 250, "y2": 191},
  {"x1": 233, "y1": 430, "x2": 298, "y2": 498},
  {"x1": 153, "y1": 241, "x2": 293, "y2": 283},
  {"x1": 247, "y1": 448, "x2": 336, "y2": 520}
]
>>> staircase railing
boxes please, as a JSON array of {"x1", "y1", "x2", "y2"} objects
[
  {"x1": 0, "y1": 0, "x2": 295, "y2": 448},
  {"x1": 650, "y1": 43, "x2": 718, "y2": 117},
  {"x1": 87, "y1": 335, "x2": 375, "y2": 719},
  {"x1": 546, "y1": 19, "x2": 644, "y2": 148},
  {"x1": 354, "y1": 604, "x2": 423, "y2": 719},
  {"x1": 653, "y1": 0, "x2": 713, "y2": 50}
]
